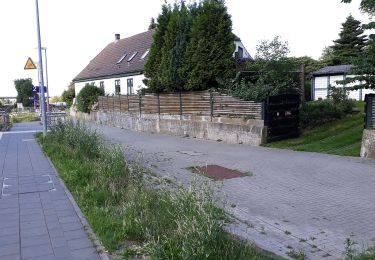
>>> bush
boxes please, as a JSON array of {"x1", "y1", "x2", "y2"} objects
[
  {"x1": 300, "y1": 100, "x2": 354, "y2": 128},
  {"x1": 62, "y1": 84, "x2": 75, "y2": 108},
  {"x1": 76, "y1": 83, "x2": 104, "y2": 113}
]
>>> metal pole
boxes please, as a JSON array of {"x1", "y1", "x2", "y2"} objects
[
  {"x1": 43, "y1": 48, "x2": 50, "y2": 112},
  {"x1": 35, "y1": 0, "x2": 47, "y2": 136}
]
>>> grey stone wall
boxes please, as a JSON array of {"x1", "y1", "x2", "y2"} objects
[
  {"x1": 361, "y1": 129, "x2": 375, "y2": 159},
  {"x1": 91, "y1": 111, "x2": 267, "y2": 146}
]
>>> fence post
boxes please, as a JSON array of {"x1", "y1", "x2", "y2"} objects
[
  {"x1": 179, "y1": 92, "x2": 183, "y2": 120},
  {"x1": 210, "y1": 91, "x2": 214, "y2": 122},
  {"x1": 157, "y1": 93, "x2": 160, "y2": 117},
  {"x1": 106, "y1": 95, "x2": 109, "y2": 112},
  {"x1": 112, "y1": 96, "x2": 115, "y2": 112},
  {"x1": 127, "y1": 94, "x2": 130, "y2": 112},
  {"x1": 139, "y1": 95, "x2": 142, "y2": 116},
  {"x1": 119, "y1": 95, "x2": 121, "y2": 113}
]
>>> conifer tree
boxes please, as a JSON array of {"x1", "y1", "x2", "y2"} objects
[
  {"x1": 341, "y1": 0, "x2": 375, "y2": 89},
  {"x1": 143, "y1": 4, "x2": 172, "y2": 92},
  {"x1": 180, "y1": 0, "x2": 235, "y2": 90},
  {"x1": 330, "y1": 15, "x2": 367, "y2": 65}
]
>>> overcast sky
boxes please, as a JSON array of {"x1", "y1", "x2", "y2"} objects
[{"x1": 0, "y1": 0, "x2": 372, "y2": 97}]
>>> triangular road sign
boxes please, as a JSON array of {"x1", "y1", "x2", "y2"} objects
[{"x1": 24, "y1": 57, "x2": 37, "y2": 70}]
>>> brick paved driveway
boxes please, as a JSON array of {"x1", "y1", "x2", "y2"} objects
[
  {"x1": 0, "y1": 123, "x2": 101, "y2": 260},
  {"x1": 97, "y1": 124, "x2": 375, "y2": 259}
]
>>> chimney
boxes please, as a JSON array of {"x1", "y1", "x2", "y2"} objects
[{"x1": 115, "y1": 34, "x2": 120, "y2": 42}]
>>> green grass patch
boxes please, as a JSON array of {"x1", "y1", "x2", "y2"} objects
[
  {"x1": 37, "y1": 122, "x2": 277, "y2": 259},
  {"x1": 266, "y1": 102, "x2": 365, "y2": 157},
  {"x1": 11, "y1": 112, "x2": 39, "y2": 123}
]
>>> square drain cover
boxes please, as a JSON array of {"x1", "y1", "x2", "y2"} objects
[{"x1": 191, "y1": 165, "x2": 249, "y2": 180}]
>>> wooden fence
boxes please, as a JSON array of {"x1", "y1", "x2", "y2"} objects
[
  {"x1": 98, "y1": 91, "x2": 263, "y2": 119},
  {"x1": 365, "y1": 94, "x2": 375, "y2": 129}
]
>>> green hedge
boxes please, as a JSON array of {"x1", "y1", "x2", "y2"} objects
[{"x1": 300, "y1": 100, "x2": 354, "y2": 129}]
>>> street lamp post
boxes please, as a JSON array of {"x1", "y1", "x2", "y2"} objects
[
  {"x1": 35, "y1": 0, "x2": 47, "y2": 136},
  {"x1": 42, "y1": 47, "x2": 50, "y2": 112}
]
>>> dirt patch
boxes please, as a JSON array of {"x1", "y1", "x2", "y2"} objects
[{"x1": 187, "y1": 165, "x2": 252, "y2": 180}]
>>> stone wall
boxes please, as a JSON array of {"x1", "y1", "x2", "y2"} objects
[
  {"x1": 78, "y1": 110, "x2": 267, "y2": 146},
  {"x1": 361, "y1": 129, "x2": 375, "y2": 159}
]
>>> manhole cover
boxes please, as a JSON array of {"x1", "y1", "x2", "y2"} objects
[
  {"x1": 189, "y1": 165, "x2": 251, "y2": 180},
  {"x1": 1, "y1": 175, "x2": 55, "y2": 197}
]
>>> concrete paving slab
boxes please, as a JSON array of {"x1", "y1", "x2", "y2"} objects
[{"x1": 0, "y1": 123, "x2": 102, "y2": 260}]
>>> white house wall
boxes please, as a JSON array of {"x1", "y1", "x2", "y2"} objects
[
  {"x1": 75, "y1": 74, "x2": 146, "y2": 97},
  {"x1": 234, "y1": 41, "x2": 251, "y2": 59},
  {"x1": 313, "y1": 75, "x2": 375, "y2": 101}
]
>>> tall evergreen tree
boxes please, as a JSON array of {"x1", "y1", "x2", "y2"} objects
[
  {"x1": 158, "y1": 2, "x2": 193, "y2": 91},
  {"x1": 180, "y1": 0, "x2": 235, "y2": 90},
  {"x1": 143, "y1": 4, "x2": 172, "y2": 92},
  {"x1": 341, "y1": 1, "x2": 375, "y2": 90},
  {"x1": 330, "y1": 15, "x2": 367, "y2": 65}
]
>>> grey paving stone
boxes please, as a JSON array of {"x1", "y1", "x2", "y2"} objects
[
  {"x1": 0, "y1": 244, "x2": 19, "y2": 257},
  {"x1": 21, "y1": 244, "x2": 53, "y2": 259},
  {"x1": 58, "y1": 215, "x2": 78, "y2": 224},
  {"x1": 0, "y1": 254, "x2": 21, "y2": 260},
  {"x1": 19, "y1": 202, "x2": 42, "y2": 210},
  {"x1": 61, "y1": 222, "x2": 83, "y2": 232},
  {"x1": 22, "y1": 254, "x2": 55, "y2": 260},
  {"x1": 20, "y1": 220, "x2": 46, "y2": 230},
  {"x1": 48, "y1": 228, "x2": 64, "y2": 239},
  {"x1": 20, "y1": 226, "x2": 48, "y2": 238},
  {"x1": 0, "y1": 219, "x2": 18, "y2": 229},
  {"x1": 71, "y1": 247, "x2": 98, "y2": 260},
  {"x1": 0, "y1": 236, "x2": 19, "y2": 247},
  {"x1": 53, "y1": 246, "x2": 73, "y2": 259},
  {"x1": 20, "y1": 208, "x2": 43, "y2": 216},
  {"x1": 67, "y1": 238, "x2": 92, "y2": 251},
  {"x1": 0, "y1": 208, "x2": 18, "y2": 215},
  {"x1": 63, "y1": 230, "x2": 87, "y2": 240},
  {"x1": 21, "y1": 235, "x2": 50, "y2": 248},
  {"x1": 20, "y1": 213, "x2": 44, "y2": 223},
  {"x1": 50, "y1": 237, "x2": 68, "y2": 249},
  {"x1": 0, "y1": 227, "x2": 18, "y2": 237}
]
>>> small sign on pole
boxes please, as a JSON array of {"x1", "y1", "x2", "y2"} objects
[{"x1": 24, "y1": 57, "x2": 37, "y2": 70}]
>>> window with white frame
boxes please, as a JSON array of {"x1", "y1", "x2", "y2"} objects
[{"x1": 100, "y1": 81, "x2": 105, "y2": 91}]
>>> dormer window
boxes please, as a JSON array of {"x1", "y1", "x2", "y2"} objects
[
  {"x1": 128, "y1": 52, "x2": 138, "y2": 62},
  {"x1": 141, "y1": 49, "x2": 150, "y2": 60},
  {"x1": 117, "y1": 54, "x2": 127, "y2": 64},
  {"x1": 238, "y1": 46, "x2": 243, "y2": 59}
]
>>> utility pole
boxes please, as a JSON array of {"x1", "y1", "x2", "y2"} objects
[
  {"x1": 42, "y1": 47, "x2": 50, "y2": 112},
  {"x1": 35, "y1": 0, "x2": 47, "y2": 136}
]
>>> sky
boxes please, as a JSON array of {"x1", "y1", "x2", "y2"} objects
[{"x1": 0, "y1": 0, "x2": 372, "y2": 97}]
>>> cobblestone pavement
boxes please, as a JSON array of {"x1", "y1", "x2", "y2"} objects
[
  {"x1": 0, "y1": 123, "x2": 101, "y2": 260},
  {"x1": 96, "y1": 124, "x2": 375, "y2": 260}
]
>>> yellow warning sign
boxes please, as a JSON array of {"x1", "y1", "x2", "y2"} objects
[{"x1": 24, "y1": 57, "x2": 37, "y2": 70}]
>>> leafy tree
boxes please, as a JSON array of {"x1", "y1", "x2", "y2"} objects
[
  {"x1": 144, "y1": 4, "x2": 172, "y2": 92},
  {"x1": 255, "y1": 36, "x2": 289, "y2": 61},
  {"x1": 62, "y1": 83, "x2": 75, "y2": 107},
  {"x1": 329, "y1": 15, "x2": 367, "y2": 65},
  {"x1": 76, "y1": 83, "x2": 104, "y2": 113},
  {"x1": 181, "y1": 0, "x2": 235, "y2": 90},
  {"x1": 14, "y1": 78, "x2": 35, "y2": 107},
  {"x1": 341, "y1": 0, "x2": 375, "y2": 89}
]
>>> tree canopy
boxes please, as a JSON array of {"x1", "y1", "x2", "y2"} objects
[
  {"x1": 76, "y1": 84, "x2": 104, "y2": 113},
  {"x1": 144, "y1": 0, "x2": 235, "y2": 92},
  {"x1": 62, "y1": 83, "x2": 75, "y2": 107},
  {"x1": 341, "y1": 0, "x2": 375, "y2": 89},
  {"x1": 329, "y1": 15, "x2": 367, "y2": 65},
  {"x1": 14, "y1": 78, "x2": 35, "y2": 107}
]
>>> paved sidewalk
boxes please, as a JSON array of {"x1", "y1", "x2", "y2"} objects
[
  {"x1": 0, "y1": 124, "x2": 100, "y2": 260},
  {"x1": 96, "y1": 124, "x2": 375, "y2": 260}
]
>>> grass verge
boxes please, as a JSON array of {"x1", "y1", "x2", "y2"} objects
[
  {"x1": 265, "y1": 102, "x2": 365, "y2": 157},
  {"x1": 37, "y1": 122, "x2": 276, "y2": 259},
  {"x1": 11, "y1": 112, "x2": 39, "y2": 123}
]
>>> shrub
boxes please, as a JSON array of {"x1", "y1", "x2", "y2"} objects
[
  {"x1": 300, "y1": 100, "x2": 354, "y2": 128},
  {"x1": 62, "y1": 83, "x2": 75, "y2": 107},
  {"x1": 76, "y1": 83, "x2": 104, "y2": 113}
]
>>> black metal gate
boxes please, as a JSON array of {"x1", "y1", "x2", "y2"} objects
[
  {"x1": 364, "y1": 94, "x2": 375, "y2": 129},
  {"x1": 264, "y1": 94, "x2": 301, "y2": 142}
]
